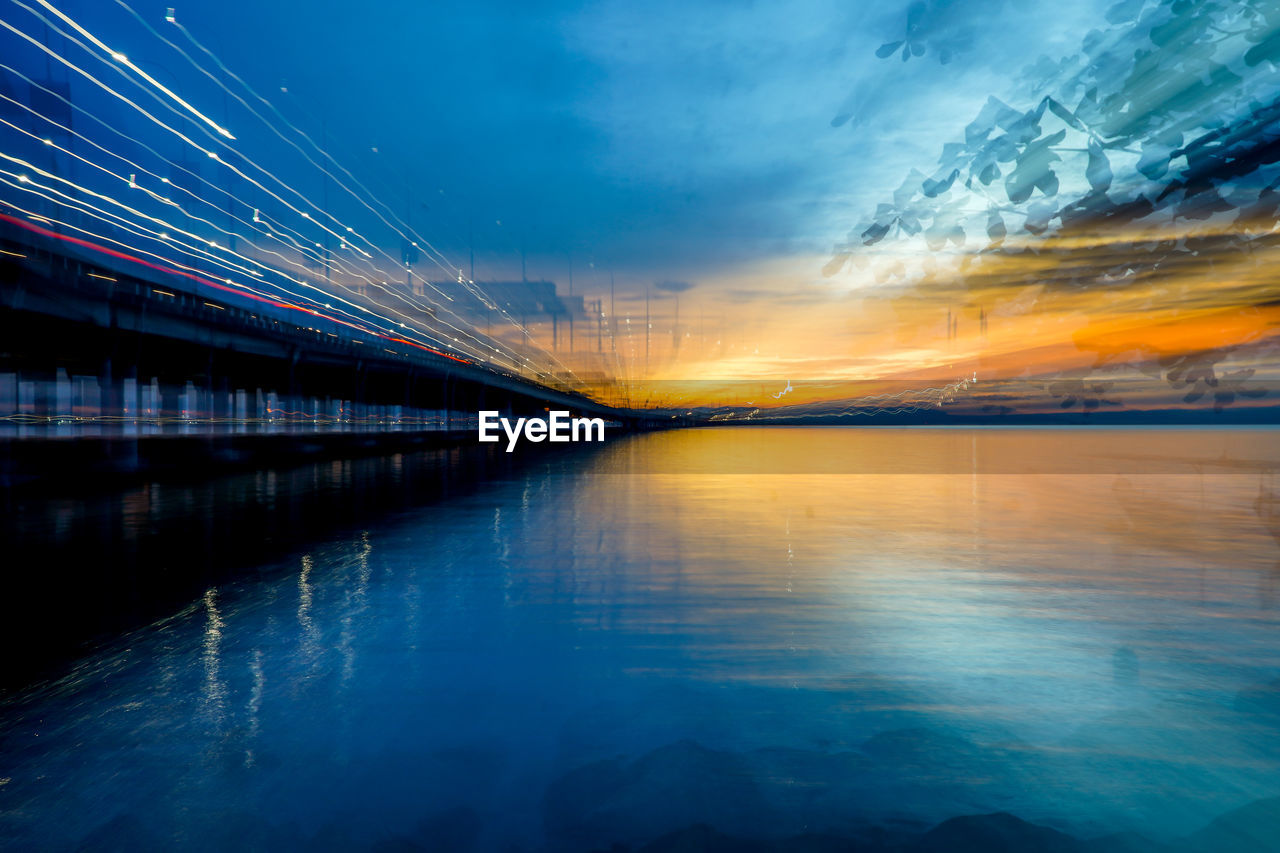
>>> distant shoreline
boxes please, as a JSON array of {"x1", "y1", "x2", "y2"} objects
[{"x1": 700, "y1": 407, "x2": 1280, "y2": 427}]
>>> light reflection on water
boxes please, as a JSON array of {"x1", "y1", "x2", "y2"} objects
[{"x1": 1, "y1": 428, "x2": 1279, "y2": 851}]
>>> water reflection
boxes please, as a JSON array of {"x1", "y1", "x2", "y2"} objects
[
  {"x1": 297, "y1": 555, "x2": 321, "y2": 673},
  {"x1": 0, "y1": 442, "x2": 544, "y2": 687},
  {"x1": 0, "y1": 428, "x2": 1278, "y2": 851},
  {"x1": 200, "y1": 588, "x2": 227, "y2": 733},
  {"x1": 245, "y1": 649, "x2": 264, "y2": 770}
]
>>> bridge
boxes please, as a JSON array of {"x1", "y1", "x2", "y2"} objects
[{"x1": 0, "y1": 214, "x2": 681, "y2": 484}]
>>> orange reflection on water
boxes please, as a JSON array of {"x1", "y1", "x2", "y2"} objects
[{"x1": 563, "y1": 428, "x2": 1280, "y2": 673}]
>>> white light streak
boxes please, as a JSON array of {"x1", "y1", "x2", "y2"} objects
[{"x1": 34, "y1": 0, "x2": 235, "y2": 139}]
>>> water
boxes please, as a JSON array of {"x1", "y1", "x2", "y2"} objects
[{"x1": 1, "y1": 427, "x2": 1279, "y2": 851}]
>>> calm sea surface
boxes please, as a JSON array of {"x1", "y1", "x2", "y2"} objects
[{"x1": 2, "y1": 427, "x2": 1279, "y2": 851}]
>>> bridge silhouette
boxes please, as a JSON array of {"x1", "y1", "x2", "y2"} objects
[{"x1": 0, "y1": 215, "x2": 677, "y2": 484}]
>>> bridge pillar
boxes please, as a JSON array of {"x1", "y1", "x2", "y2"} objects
[
  {"x1": 122, "y1": 364, "x2": 139, "y2": 420},
  {"x1": 287, "y1": 348, "x2": 301, "y2": 399},
  {"x1": 446, "y1": 374, "x2": 457, "y2": 431},
  {"x1": 352, "y1": 361, "x2": 367, "y2": 425},
  {"x1": 53, "y1": 368, "x2": 71, "y2": 419},
  {"x1": 99, "y1": 357, "x2": 120, "y2": 422},
  {"x1": 213, "y1": 372, "x2": 230, "y2": 423},
  {"x1": 156, "y1": 379, "x2": 180, "y2": 422},
  {"x1": 0, "y1": 371, "x2": 15, "y2": 418}
]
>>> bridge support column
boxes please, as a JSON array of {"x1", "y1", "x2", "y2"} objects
[
  {"x1": 159, "y1": 382, "x2": 181, "y2": 423},
  {"x1": 444, "y1": 374, "x2": 454, "y2": 431},
  {"x1": 98, "y1": 358, "x2": 116, "y2": 421},
  {"x1": 212, "y1": 373, "x2": 230, "y2": 423},
  {"x1": 0, "y1": 371, "x2": 16, "y2": 418},
  {"x1": 53, "y1": 368, "x2": 71, "y2": 419}
]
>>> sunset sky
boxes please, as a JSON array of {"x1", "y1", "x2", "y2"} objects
[{"x1": 3, "y1": 0, "x2": 1278, "y2": 413}]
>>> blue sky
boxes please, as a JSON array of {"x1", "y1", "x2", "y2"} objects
[
  {"x1": 8, "y1": 0, "x2": 1277, "y2": 407},
  {"x1": 116, "y1": 0, "x2": 1110, "y2": 286}
]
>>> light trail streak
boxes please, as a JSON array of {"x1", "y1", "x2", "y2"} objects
[
  {"x1": 1, "y1": 208, "x2": 325, "y2": 315},
  {"x1": 149, "y1": 7, "x2": 482, "y2": 283},
  {"x1": 0, "y1": 152, "x2": 268, "y2": 279},
  {"x1": 2, "y1": 13, "x2": 486, "y2": 350},
  {"x1": 127, "y1": 1, "x2": 584, "y2": 382},
  {"x1": 1, "y1": 171, "x2": 263, "y2": 287},
  {"x1": 0, "y1": 192, "x2": 403, "y2": 344},
  {"x1": 1, "y1": 4, "x2": 590, "y2": 390},
  {"x1": 0, "y1": 208, "x2": 472, "y2": 364},
  {"x1": 0, "y1": 72, "x2": 288, "y2": 251},
  {"x1": 2, "y1": 165, "x2": 523, "y2": 371},
  {"x1": 0, "y1": 166, "x2": 380, "y2": 325},
  {"x1": 0, "y1": 79, "x2": 522, "y2": 369},
  {"x1": 32, "y1": 0, "x2": 234, "y2": 139},
  {"x1": 0, "y1": 191, "x2": 489, "y2": 366}
]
